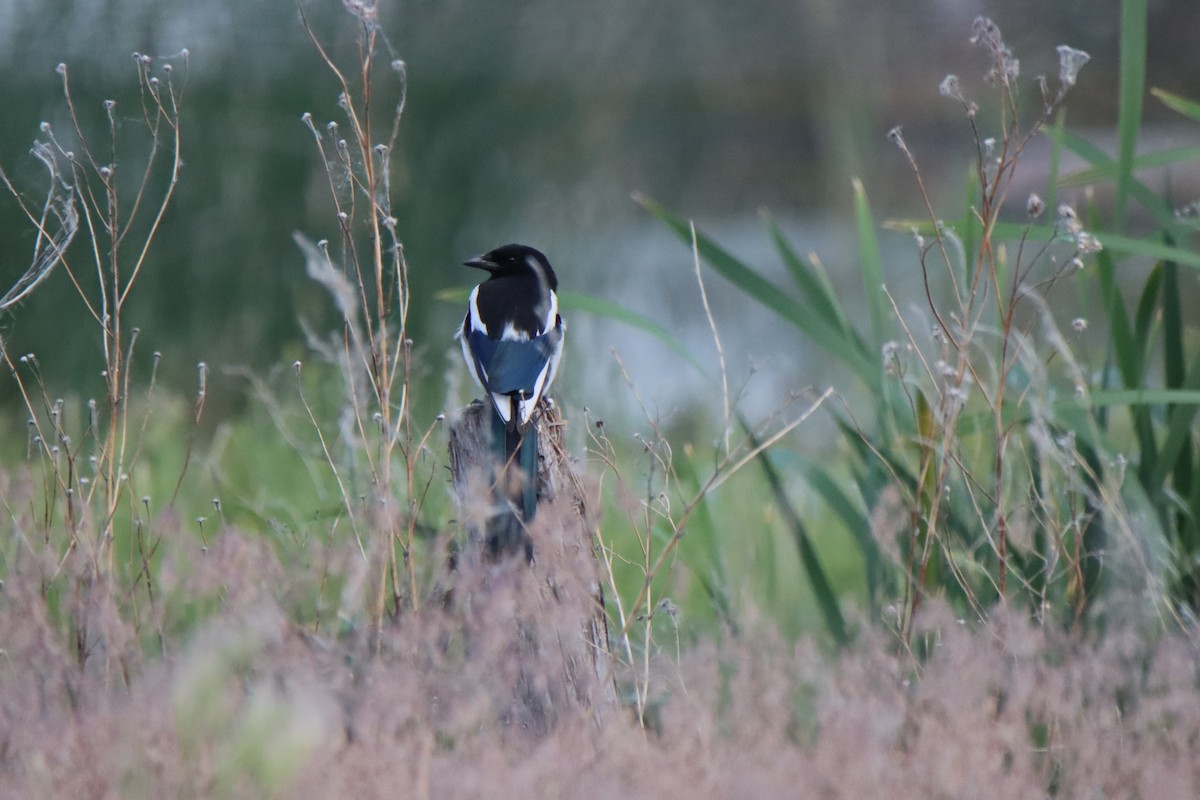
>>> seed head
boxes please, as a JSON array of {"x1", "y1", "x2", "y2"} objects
[
  {"x1": 1026, "y1": 192, "x2": 1045, "y2": 219},
  {"x1": 938, "y1": 74, "x2": 963, "y2": 101},
  {"x1": 1075, "y1": 232, "x2": 1103, "y2": 253},
  {"x1": 1057, "y1": 205, "x2": 1082, "y2": 236},
  {"x1": 1056, "y1": 45, "x2": 1090, "y2": 90}
]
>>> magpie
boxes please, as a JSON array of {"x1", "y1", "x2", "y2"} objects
[{"x1": 457, "y1": 243, "x2": 564, "y2": 552}]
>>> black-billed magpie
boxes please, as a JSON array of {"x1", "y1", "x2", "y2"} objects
[{"x1": 457, "y1": 244, "x2": 564, "y2": 546}]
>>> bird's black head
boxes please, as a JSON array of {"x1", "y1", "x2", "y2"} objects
[{"x1": 464, "y1": 244, "x2": 558, "y2": 290}]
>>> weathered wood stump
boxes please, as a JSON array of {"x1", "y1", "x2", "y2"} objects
[{"x1": 447, "y1": 399, "x2": 613, "y2": 728}]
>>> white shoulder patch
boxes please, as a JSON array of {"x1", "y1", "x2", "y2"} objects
[
  {"x1": 541, "y1": 289, "x2": 558, "y2": 333},
  {"x1": 467, "y1": 286, "x2": 487, "y2": 334}
]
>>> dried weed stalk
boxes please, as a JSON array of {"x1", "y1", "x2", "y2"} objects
[
  {"x1": 0, "y1": 51, "x2": 193, "y2": 673},
  {"x1": 880, "y1": 18, "x2": 1120, "y2": 640},
  {"x1": 295, "y1": 5, "x2": 442, "y2": 635}
]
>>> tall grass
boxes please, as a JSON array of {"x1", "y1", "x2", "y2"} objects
[{"x1": 640, "y1": 2, "x2": 1200, "y2": 641}]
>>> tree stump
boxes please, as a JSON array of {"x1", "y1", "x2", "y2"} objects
[{"x1": 446, "y1": 399, "x2": 613, "y2": 727}]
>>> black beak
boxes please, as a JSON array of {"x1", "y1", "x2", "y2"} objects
[{"x1": 463, "y1": 255, "x2": 496, "y2": 271}]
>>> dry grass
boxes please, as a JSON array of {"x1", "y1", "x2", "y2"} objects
[{"x1": 2, "y1": 525, "x2": 1198, "y2": 800}]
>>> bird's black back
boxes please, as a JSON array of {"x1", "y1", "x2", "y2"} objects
[{"x1": 473, "y1": 274, "x2": 555, "y2": 338}]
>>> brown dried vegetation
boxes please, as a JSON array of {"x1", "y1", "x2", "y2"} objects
[{"x1": 2, "y1": 521, "x2": 1198, "y2": 799}]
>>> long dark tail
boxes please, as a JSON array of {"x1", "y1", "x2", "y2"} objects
[
  {"x1": 512, "y1": 423, "x2": 538, "y2": 522},
  {"x1": 486, "y1": 402, "x2": 537, "y2": 560}
]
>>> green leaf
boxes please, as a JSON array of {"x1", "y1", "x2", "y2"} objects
[
  {"x1": 764, "y1": 213, "x2": 855, "y2": 341},
  {"x1": 1152, "y1": 248, "x2": 1199, "y2": 492},
  {"x1": 754, "y1": 444, "x2": 849, "y2": 645},
  {"x1": 1055, "y1": 130, "x2": 1181, "y2": 234},
  {"x1": 1161, "y1": 246, "x2": 1185, "y2": 393},
  {"x1": 636, "y1": 193, "x2": 877, "y2": 385},
  {"x1": 1115, "y1": 0, "x2": 1148, "y2": 229},
  {"x1": 852, "y1": 178, "x2": 889, "y2": 352},
  {"x1": 1127, "y1": 258, "x2": 1164, "y2": 490},
  {"x1": 1152, "y1": 352, "x2": 1200, "y2": 489},
  {"x1": 1079, "y1": 389, "x2": 1200, "y2": 408},
  {"x1": 1091, "y1": 222, "x2": 1140, "y2": 391},
  {"x1": 770, "y1": 447, "x2": 884, "y2": 607},
  {"x1": 557, "y1": 291, "x2": 705, "y2": 371},
  {"x1": 434, "y1": 287, "x2": 471, "y2": 303},
  {"x1": 1096, "y1": 231, "x2": 1200, "y2": 269},
  {"x1": 1059, "y1": 146, "x2": 1200, "y2": 187},
  {"x1": 1151, "y1": 87, "x2": 1200, "y2": 123},
  {"x1": 1132, "y1": 263, "x2": 1162, "y2": 357}
]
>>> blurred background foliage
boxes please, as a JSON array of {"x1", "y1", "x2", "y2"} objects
[{"x1": 2, "y1": 0, "x2": 1199, "y2": 427}]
